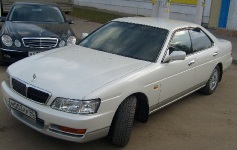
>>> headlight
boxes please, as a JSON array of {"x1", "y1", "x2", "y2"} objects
[
  {"x1": 14, "y1": 40, "x2": 21, "y2": 47},
  {"x1": 59, "y1": 40, "x2": 66, "y2": 47},
  {"x1": 67, "y1": 36, "x2": 76, "y2": 45},
  {"x1": 51, "y1": 98, "x2": 100, "y2": 114},
  {"x1": 2, "y1": 35, "x2": 13, "y2": 47}
]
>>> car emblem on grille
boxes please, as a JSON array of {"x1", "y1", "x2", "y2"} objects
[
  {"x1": 32, "y1": 74, "x2": 37, "y2": 82},
  {"x1": 38, "y1": 30, "x2": 43, "y2": 36}
]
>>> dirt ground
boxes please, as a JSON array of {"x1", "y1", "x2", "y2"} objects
[{"x1": 0, "y1": 17, "x2": 237, "y2": 150}]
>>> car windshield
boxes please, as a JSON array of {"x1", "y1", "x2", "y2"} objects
[
  {"x1": 79, "y1": 21, "x2": 168, "y2": 62},
  {"x1": 8, "y1": 4, "x2": 65, "y2": 23}
]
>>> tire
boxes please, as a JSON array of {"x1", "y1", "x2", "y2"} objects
[
  {"x1": 0, "y1": 2, "x2": 2, "y2": 17},
  {"x1": 109, "y1": 96, "x2": 137, "y2": 147},
  {"x1": 135, "y1": 99, "x2": 148, "y2": 123},
  {"x1": 0, "y1": 59, "x2": 4, "y2": 66},
  {"x1": 0, "y1": 51, "x2": 6, "y2": 66},
  {"x1": 200, "y1": 66, "x2": 220, "y2": 95}
]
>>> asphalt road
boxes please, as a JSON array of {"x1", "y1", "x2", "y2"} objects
[{"x1": 0, "y1": 18, "x2": 237, "y2": 150}]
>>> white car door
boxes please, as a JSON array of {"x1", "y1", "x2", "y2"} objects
[
  {"x1": 189, "y1": 28, "x2": 218, "y2": 86},
  {"x1": 158, "y1": 30, "x2": 196, "y2": 103}
]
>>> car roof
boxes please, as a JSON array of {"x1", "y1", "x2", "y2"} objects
[
  {"x1": 13, "y1": 2, "x2": 58, "y2": 7},
  {"x1": 113, "y1": 17, "x2": 199, "y2": 31}
]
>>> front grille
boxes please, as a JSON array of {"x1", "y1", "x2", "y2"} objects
[
  {"x1": 12, "y1": 78, "x2": 26, "y2": 97},
  {"x1": 12, "y1": 78, "x2": 51, "y2": 104},
  {"x1": 22, "y1": 38, "x2": 58, "y2": 48},
  {"x1": 27, "y1": 87, "x2": 50, "y2": 104}
]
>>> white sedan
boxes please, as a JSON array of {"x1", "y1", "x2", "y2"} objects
[{"x1": 1, "y1": 17, "x2": 232, "y2": 146}]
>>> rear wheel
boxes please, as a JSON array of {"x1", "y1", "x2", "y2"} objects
[
  {"x1": 200, "y1": 66, "x2": 220, "y2": 95},
  {"x1": 109, "y1": 96, "x2": 137, "y2": 147}
]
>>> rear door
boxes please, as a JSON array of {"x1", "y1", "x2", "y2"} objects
[{"x1": 189, "y1": 28, "x2": 218, "y2": 86}]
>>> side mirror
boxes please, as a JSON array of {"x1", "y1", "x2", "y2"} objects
[
  {"x1": 67, "y1": 19, "x2": 74, "y2": 24},
  {"x1": 0, "y1": 17, "x2": 6, "y2": 22},
  {"x1": 163, "y1": 50, "x2": 186, "y2": 63},
  {"x1": 169, "y1": 51, "x2": 186, "y2": 60},
  {"x1": 82, "y1": 33, "x2": 89, "y2": 39}
]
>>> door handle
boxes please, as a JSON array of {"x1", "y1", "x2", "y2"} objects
[
  {"x1": 213, "y1": 52, "x2": 218, "y2": 56},
  {"x1": 188, "y1": 60, "x2": 195, "y2": 66}
]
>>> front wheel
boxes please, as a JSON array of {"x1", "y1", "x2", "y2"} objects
[
  {"x1": 0, "y1": 51, "x2": 6, "y2": 66},
  {"x1": 200, "y1": 66, "x2": 220, "y2": 95},
  {"x1": 109, "y1": 96, "x2": 137, "y2": 147}
]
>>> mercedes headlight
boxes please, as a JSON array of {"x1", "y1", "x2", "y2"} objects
[
  {"x1": 2, "y1": 35, "x2": 13, "y2": 47},
  {"x1": 67, "y1": 36, "x2": 76, "y2": 45},
  {"x1": 51, "y1": 98, "x2": 100, "y2": 114}
]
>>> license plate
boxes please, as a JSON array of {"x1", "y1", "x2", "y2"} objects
[
  {"x1": 29, "y1": 51, "x2": 41, "y2": 56},
  {"x1": 9, "y1": 99, "x2": 37, "y2": 120}
]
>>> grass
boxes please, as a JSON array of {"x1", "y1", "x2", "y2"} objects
[{"x1": 69, "y1": 6, "x2": 128, "y2": 24}]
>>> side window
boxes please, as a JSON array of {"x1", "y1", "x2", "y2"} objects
[
  {"x1": 170, "y1": 30, "x2": 192, "y2": 55},
  {"x1": 189, "y1": 28, "x2": 213, "y2": 52}
]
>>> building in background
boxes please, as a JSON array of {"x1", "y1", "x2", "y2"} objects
[
  {"x1": 74, "y1": 0, "x2": 237, "y2": 30},
  {"x1": 208, "y1": 0, "x2": 237, "y2": 30},
  {"x1": 226, "y1": 0, "x2": 237, "y2": 30}
]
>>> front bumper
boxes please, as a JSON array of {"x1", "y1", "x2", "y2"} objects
[
  {"x1": 1, "y1": 81, "x2": 115, "y2": 143},
  {"x1": 0, "y1": 48, "x2": 28, "y2": 63},
  {"x1": 0, "y1": 48, "x2": 50, "y2": 63}
]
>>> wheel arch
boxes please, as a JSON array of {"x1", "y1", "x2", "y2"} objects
[
  {"x1": 132, "y1": 92, "x2": 149, "y2": 123},
  {"x1": 111, "y1": 92, "x2": 150, "y2": 124},
  {"x1": 217, "y1": 63, "x2": 223, "y2": 82}
]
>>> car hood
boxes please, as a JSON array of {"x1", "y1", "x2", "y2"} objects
[
  {"x1": 3, "y1": 21, "x2": 71, "y2": 38},
  {"x1": 9, "y1": 45, "x2": 151, "y2": 100}
]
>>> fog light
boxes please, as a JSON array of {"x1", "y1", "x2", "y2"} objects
[
  {"x1": 59, "y1": 126, "x2": 87, "y2": 135},
  {"x1": 59, "y1": 40, "x2": 65, "y2": 47},
  {"x1": 14, "y1": 40, "x2": 21, "y2": 47}
]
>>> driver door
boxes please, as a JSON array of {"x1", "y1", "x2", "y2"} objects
[{"x1": 158, "y1": 29, "x2": 196, "y2": 102}]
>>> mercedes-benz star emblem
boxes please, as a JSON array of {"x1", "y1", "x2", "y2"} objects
[
  {"x1": 32, "y1": 74, "x2": 37, "y2": 82},
  {"x1": 38, "y1": 30, "x2": 43, "y2": 36}
]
